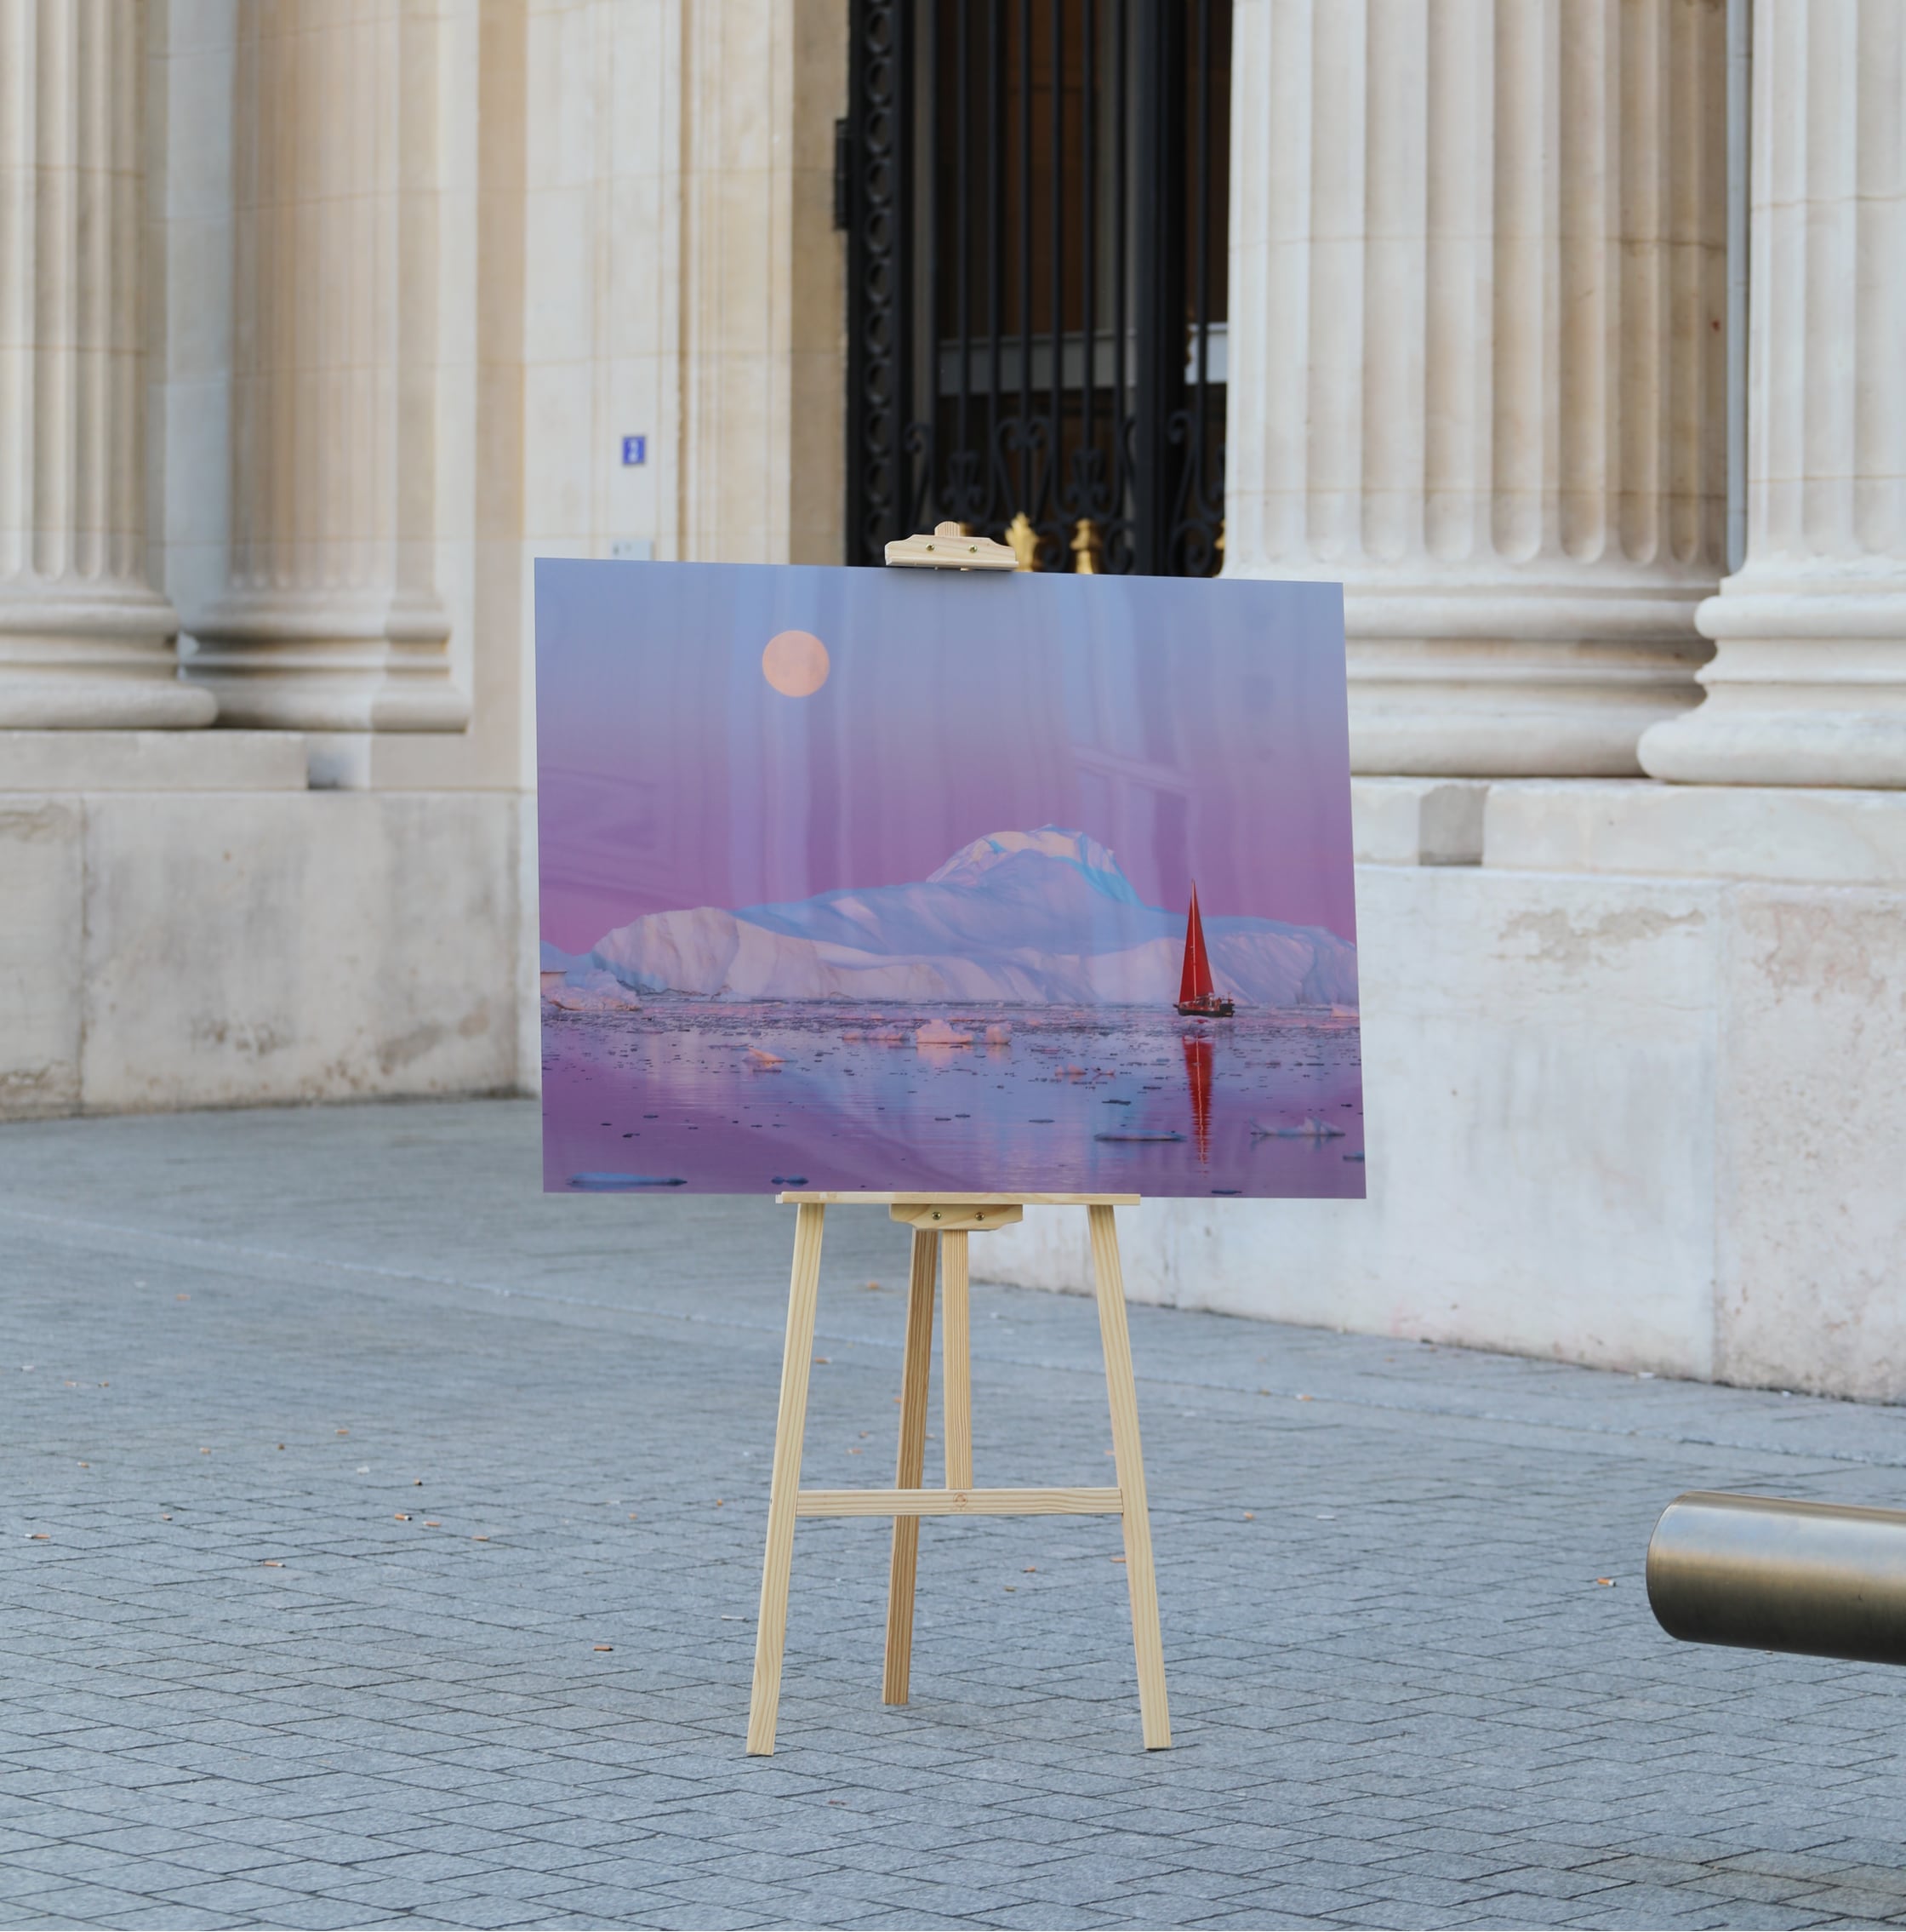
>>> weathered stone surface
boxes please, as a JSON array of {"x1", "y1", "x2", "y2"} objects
[
  {"x1": 992, "y1": 837, "x2": 1906, "y2": 1403},
  {"x1": 0, "y1": 790, "x2": 529, "y2": 1122},
  {"x1": 0, "y1": 797, "x2": 82, "y2": 1117},
  {"x1": 1716, "y1": 886, "x2": 1906, "y2": 1398},
  {"x1": 995, "y1": 862, "x2": 1726, "y2": 1385},
  {"x1": 77, "y1": 792, "x2": 526, "y2": 1114}
]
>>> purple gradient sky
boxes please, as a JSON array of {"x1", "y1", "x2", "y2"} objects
[{"x1": 535, "y1": 563, "x2": 1355, "y2": 957}]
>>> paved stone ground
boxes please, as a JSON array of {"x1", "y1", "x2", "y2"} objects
[{"x1": 6, "y1": 1100, "x2": 1906, "y2": 1931}]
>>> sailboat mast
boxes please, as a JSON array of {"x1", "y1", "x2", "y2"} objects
[{"x1": 1178, "y1": 886, "x2": 1197, "y2": 1004}]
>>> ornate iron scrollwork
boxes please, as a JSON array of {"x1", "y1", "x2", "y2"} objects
[{"x1": 844, "y1": 0, "x2": 1230, "y2": 577}]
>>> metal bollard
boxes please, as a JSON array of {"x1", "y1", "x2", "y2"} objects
[{"x1": 1647, "y1": 1491, "x2": 1906, "y2": 1667}]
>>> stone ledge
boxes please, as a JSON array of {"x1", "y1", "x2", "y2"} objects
[
  {"x1": 0, "y1": 788, "x2": 528, "y2": 1120},
  {"x1": 1484, "y1": 780, "x2": 1906, "y2": 886},
  {"x1": 1351, "y1": 778, "x2": 1487, "y2": 866},
  {"x1": 0, "y1": 730, "x2": 310, "y2": 792}
]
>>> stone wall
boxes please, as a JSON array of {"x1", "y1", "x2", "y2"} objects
[{"x1": 0, "y1": 735, "x2": 532, "y2": 1119}]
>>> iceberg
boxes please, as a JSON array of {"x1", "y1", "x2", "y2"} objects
[{"x1": 569, "y1": 826, "x2": 1357, "y2": 1009}]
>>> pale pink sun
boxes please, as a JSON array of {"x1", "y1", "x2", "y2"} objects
[{"x1": 762, "y1": 629, "x2": 830, "y2": 697}]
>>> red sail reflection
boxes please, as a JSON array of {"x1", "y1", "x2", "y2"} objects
[{"x1": 1182, "y1": 1034, "x2": 1213, "y2": 1163}]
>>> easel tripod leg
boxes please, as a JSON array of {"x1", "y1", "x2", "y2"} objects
[
  {"x1": 746, "y1": 1203, "x2": 826, "y2": 1755},
  {"x1": 883, "y1": 1228, "x2": 939, "y2": 1704},
  {"x1": 1087, "y1": 1204, "x2": 1172, "y2": 1749}
]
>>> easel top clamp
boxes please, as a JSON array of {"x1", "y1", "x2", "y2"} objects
[
  {"x1": 743, "y1": 525, "x2": 1170, "y2": 1758},
  {"x1": 885, "y1": 521, "x2": 1019, "y2": 570}
]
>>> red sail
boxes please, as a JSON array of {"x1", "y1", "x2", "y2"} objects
[{"x1": 1178, "y1": 882, "x2": 1214, "y2": 1004}]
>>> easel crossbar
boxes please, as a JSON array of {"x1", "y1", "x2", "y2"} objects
[
  {"x1": 776, "y1": 1191, "x2": 1138, "y2": 1206},
  {"x1": 796, "y1": 1486, "x2": 1123, "y2": 1518}
]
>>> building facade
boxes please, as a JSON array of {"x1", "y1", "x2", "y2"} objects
[{"x1": 3, "y1": 1, "x2": 1901, "y2": 1398}]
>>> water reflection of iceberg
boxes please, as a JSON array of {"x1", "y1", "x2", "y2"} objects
[
  {"x1": 1252, "y1": 1116, "x2": 1347, "y2": 1140},
  {"x1": 570, "y1": 826, "x2": 1357, "y2": 1009}
]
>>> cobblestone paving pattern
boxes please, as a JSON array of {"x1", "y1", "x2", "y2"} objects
[{"x1": 4, "y1": 1100, "x2": 1906, "y2": 1930}]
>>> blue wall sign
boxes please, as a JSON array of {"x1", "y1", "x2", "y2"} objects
[{"x1": 620, "y1": 435, "x2": 648, "y2": 466}]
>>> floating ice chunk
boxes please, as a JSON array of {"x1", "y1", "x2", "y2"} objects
[
  {"x1": 546, "y1": 966, "x2": 642, "y2": 1012},
  {"x1": 984, "y1": 1025, "x2": 1013, "y2": 1045},
  {"x1": 1252, "y1": 1116, "x2": 1346, "y2": 1140},
  {"x1": 915, "y1": 1020, "x2": 973, "y2": 1047},
  {"x1": 746, "y1": 1048, "x2": 784, "y2": 1067}
]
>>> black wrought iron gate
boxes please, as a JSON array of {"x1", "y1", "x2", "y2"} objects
[{"x1": 841, "y1": 0, "x2": 1231, "y2": 574}]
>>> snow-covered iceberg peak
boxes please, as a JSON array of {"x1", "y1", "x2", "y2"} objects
[{"x1": 926, "y1": 825, "x2": 1139, "y2": 904}]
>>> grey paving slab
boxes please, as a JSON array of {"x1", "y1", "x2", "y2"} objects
[{"x1": 6, "y1": 1098, "x2": 1906, "y2": 1929}]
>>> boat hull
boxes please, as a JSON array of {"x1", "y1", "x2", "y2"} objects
[{"x1": 1175, "y1": 997, "x2": 1235, "y2": 1019}]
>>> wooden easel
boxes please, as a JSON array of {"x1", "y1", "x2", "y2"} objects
[
  {"x1": 745, "y1": 525, "x2": 1167, "y2": 1753},
  {"x1": 746, "y1": 1192, "x2": 1171, "y2": 1754}
]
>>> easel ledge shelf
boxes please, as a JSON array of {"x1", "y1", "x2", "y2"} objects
[{"x1": 775, "y1": 1191, "x2": 1139, "y2": 1205}]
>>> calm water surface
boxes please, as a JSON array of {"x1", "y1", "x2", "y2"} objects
[{"x1": 542, "y1": 1002, "x2": 1364, "y2": 1198}]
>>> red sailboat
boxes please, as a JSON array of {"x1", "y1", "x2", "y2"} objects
[{"x1": 1175, "y1": 881, "x2": 1235, "y2": 1018}]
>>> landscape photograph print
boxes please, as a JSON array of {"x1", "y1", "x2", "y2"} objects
[{"x1": 535, "y1": 560, "x2": 1362, "y2": 1199}]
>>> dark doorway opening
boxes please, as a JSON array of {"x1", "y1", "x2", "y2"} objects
[{"x1": 842, "y1": 1, "x2": 1231, "y2": 574}]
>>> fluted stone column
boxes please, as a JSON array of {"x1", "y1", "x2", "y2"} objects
[
  {"x1": 1224, "y1": 0, "x2": 1728, "y2": 775},
  {"x1": 0, "y1": 0, "x2": 212, "y2": 728},
  {"x1": 185, "y1": 0, "x2": 468, "y2": 739},
  {"x1": 1641, "y1": 0, "x2": 1906, "y2": 787}
]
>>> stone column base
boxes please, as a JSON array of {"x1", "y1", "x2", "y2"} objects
[
  {"x1": 184, "y1": 590, "x2": 471, "y2": 735},
  {"x1": 1639, "y1": 592, "x2": 1906, "y2": 788},
  {"x1": 1333, "y1": 582, "x2": 1713, "y2": 777},
  {"x1": 0, "y1": 589, "x2": 214, "y2": 729}
]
